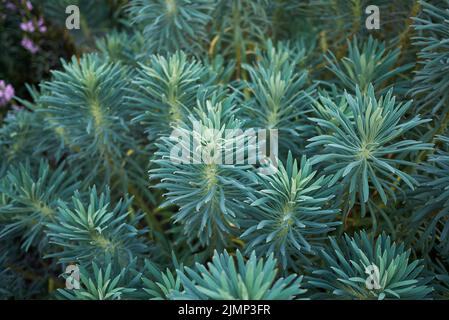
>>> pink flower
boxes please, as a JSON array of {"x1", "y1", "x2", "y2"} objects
[
  {"x1": 0, "y1": 80, "x2": 15, "y2": 107},
  {"x1": 37, "y1": 17, "x2": 47, "y2": 33},
  {"x1": 20, "y1": 20, "x2": 35, "y2": 32},
  {"x1": 21, "y1": 37, "x2": 39, "y2": 54},
  {"x1": 24, "y1": 0, "x2": 32, "y2": 11}
]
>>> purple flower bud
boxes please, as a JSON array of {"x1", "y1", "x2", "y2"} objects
[
  {"x1": 21, "y1": 37, "x2": 39, "y2": 54},
  {"x1": 0, "y1": 80, "x2": 15, "y2": 107},
  {"x1": 24, "y1": 0, "x2": 32, "y2": 11},
  {"x1": 20, "y1": 20, "x2": 35, "y2": 32},
  {"x1": 38, "y1": 17, "x2": 47, "y2": 33}
]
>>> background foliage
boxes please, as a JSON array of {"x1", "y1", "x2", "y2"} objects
[{"x1": 1, "y1": 0, "x2": 449, "y2": 300}]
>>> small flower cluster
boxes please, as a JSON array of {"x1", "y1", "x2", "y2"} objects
[
  {"x1": 20, "y1": 17, "x2": 47, "y2": 33},
  {"x1": 0, "y1": 80, "x2": 15, "y2": 107},
  {"x1": 20, "y1": 36, "x2": 39, "y2": 54},
  {"x1": 3, "y1": 0, "x2": 47, "y2": 54}
]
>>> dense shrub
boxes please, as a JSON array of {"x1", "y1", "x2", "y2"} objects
[{"x1": 1, "y1": 0, "x2": 449, "y2": 300}]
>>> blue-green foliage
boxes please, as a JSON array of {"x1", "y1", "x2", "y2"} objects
[
  {"x1": 129, "y1": 51, "x2": 209, "y2": 138},
  {"x1": 40, "y1": 55, "x2": 141, "y2": 185},
  {"x1": 308, "y1": 231, "x2": 433, "y2": 299},
  {"x1": 308, "y1": 85, "x2": 432, "y2": 218},
  {"x1": 2, "y1": 0, "x2": 449, "y2": 301},
  {"x1": 172, "y1": 250, "x2": 305, "y2": 300},
  {"x1": 413, "y1": 136, "x2": 449, "y2": 261},
  {"x1": 241, "y1": 152, "x2": 340, "y2": 269},
  {"x1": 96, "y1": 31, "x2": 145, "y2": 66},
  {"x1": 0, "y1": 160, "x2": 79, "y2": 251},
  {"x1": 38, "y1": 54, "x2": 154, "y2": 204},
  {"x1": 46, "y1": 187, "x2": 149, "y2": 266},
  {"x1": 150, "y1": 97, "x2": 253, "y2": 247},
  {"x1": 243, "y1": 40, "x2": 315, "y2": 154},
  {"x1": 57, "y1": 260, "x2": 141, "y2": 300},
  {"x1": 141, "y1": 257, "x2": 182, "y2": 300},
  {"x1": 412, "y1": 0, "x2": 449, "y2": 115},
  {"x1": 36, "y1": 0, "x2": 125, "y2": 48},
  {"x1": 326, "y1": 36, "x2": 414, "y2": 95},
  {"x1": 0, "y1": 105, "x2": 58, "y2": 167},
  {"x1": 128, "y1": 0, "x2": 216, "y2": 54}
]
